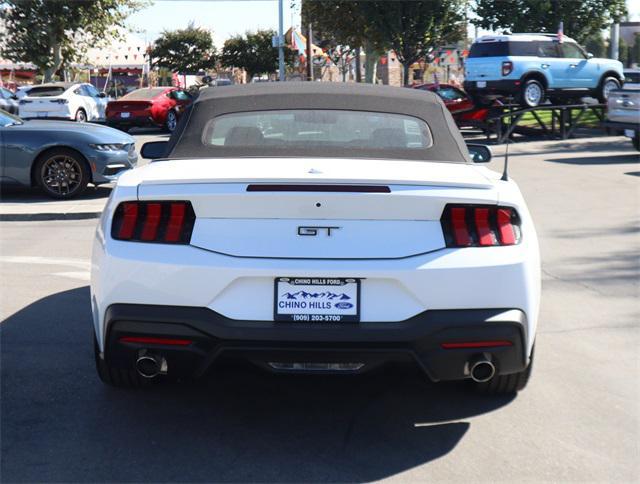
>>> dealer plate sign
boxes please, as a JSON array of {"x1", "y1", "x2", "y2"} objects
[{"x1": 274, "y1": 277, "x2": 360, "y2": 322}]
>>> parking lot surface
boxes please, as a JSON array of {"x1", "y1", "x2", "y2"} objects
[{"x1": 1, "y1": 133, "x2": 638, "y2": 481}]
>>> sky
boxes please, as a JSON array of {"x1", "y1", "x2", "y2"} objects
[
  {"x1": 127, "y1": 0, "x2": 640, "y2": 48},
  {"x1": 127, "y1": 0, "x2": 301, "y2": 48}
]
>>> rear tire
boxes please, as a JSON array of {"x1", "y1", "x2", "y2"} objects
[
  {"x1": 165, "y1": 110, "x2": 178, "y2": 133},
  {"x1": 518, "y1": 79, "x2": 545, "y2": 108},
  {"x1": 94, "y1": 336, "x2": 144, "y2": 389},
  {"x1": 75, "y1": 108, "x2": 87, "y2": 123},
  {"x1": 474, "y1": 344, "x2": 535, "y2": 395}
]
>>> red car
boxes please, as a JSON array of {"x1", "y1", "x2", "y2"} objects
[
  {"x1": 106, "y1": 87, "x2": 193, "y2": 133},
  {"x1": 413, "y1": 83, "x2": 493, "y2": 127}
]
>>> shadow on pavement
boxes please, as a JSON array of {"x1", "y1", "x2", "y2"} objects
[
  {"x1": 0, "y1": 184, "x2": 113, "y2": 203},
  {"x1": 545, "y1": 153, "x2": 640, "y2": 165},
  {"x1": 1, "y1": 287, "x2": 514, "y2": 482}
]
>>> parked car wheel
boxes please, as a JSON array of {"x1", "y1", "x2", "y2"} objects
[
  {"x1": 519, "y1": 79, "x2": 545, "y2": 108},
  {"x1": 597, "y1": 76, "x2": 621, "y2": 103},
  {"x1": 75, "y1": 108, "x2": 87, "y2": 123},
  {"x1": 165, "y1": 110, "x2": 178, "y2": 132},
  {"x1": 474, "y1": 344, "x2": 535, "y2": 395},
  {"x1": 34, "y1": 148, "x2": 89, "y2": 199},
  {"x1": 94, "y1": 337, "x2": 144, "y2": 389}
]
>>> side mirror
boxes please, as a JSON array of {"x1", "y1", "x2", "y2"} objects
[
  {"x1": 467, "y1": 144, "x2": 492, "y2": 163},
  {"x1": 141, "y1": 141, "x2": 169, "y2": 159},
  {"x1": 97, "y1": 92, "x2": 107, "y2": 98},
  {"x1": 587, "y1": 52, "x2": 594, "y2": 59},
  {"x1": 11, "y1": 95, "x2": 18, "y2": 100}
]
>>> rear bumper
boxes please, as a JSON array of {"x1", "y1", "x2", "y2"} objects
[
  {"x1": 107, "y1": 115, "x2": 159, "y2": 129},
  {"x1": 464, "y1": 80, "x2": 521, "y2": 98},
  {"x1": 103, "y1": 304, "x2": 530, "y2": 381},
  {"x1": 602, "y1": 120, "x2": 639, "y2": 135}
]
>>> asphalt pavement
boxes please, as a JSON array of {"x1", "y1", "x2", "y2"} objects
[{"x1": 0, "y1": 133, "x2": 638, "y2": 482}]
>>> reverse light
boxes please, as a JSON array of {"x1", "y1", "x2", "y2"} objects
[
  {"x1": 111, "y1": 201, "x2": 195, "y2": 244},
  {"x1": 441, "y1": 204, "x2": 521, "y2": 247},
  {"x1": 502, "y1": 61, "x2": 513, "y2": 76}
]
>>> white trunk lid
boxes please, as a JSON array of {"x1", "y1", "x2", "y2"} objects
[{"x1": 136, "y1": 158, "x2": 498, "y2": 259}]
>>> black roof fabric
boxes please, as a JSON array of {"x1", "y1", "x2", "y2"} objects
[{"x1": 167, "y1": 82, "x2": 470, "y2": 163}]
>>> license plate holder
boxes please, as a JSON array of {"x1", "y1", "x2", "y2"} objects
[
  {"x1": 274, "y1": 277, "x2": 360, "y2": 322},
  {"x1": 476, "y1": 81, "x2": 487, "y2": 88},
  {"x1": 121, "y1": 112, "x2": 130, "y2": 119}
]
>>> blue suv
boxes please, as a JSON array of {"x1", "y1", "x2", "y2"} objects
[{"x1": 463, "y1": 34, "x2": 624, "y2": 107}]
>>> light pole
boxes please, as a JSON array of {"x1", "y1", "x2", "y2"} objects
[{"x1": 278, "y1": 0, "x2": 285, "y2": 81}]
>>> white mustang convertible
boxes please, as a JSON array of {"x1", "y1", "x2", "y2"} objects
[{"x1": 91, "y1": 83, "x2": 540, "y2": 394}]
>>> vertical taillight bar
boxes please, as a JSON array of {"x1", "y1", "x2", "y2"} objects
[
  {"x1": 497, "y1": 208, "x2": 517, "y2": 245},
  {"x1": 118, "y1": 203, "x2": 138, "y2": 239},
  {"x1": 450, "y1": 207, "x2": 472, "y2": 246},
  {"x1": 474, "y1": 208, "x2": 495, "y2": 246},
  {"x1": 164, "y1": 203, "x2": 186, "y2": 243},
  {"x1": 140, "y1": 203, "x2": 162, "y2": 241}
]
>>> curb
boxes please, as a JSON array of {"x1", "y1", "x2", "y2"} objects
[{"x1": 0, "y1": 212, "x2": 102, "y2": 222}]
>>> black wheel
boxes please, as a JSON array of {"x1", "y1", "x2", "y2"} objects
[
  {"x1": 474, "y1": 344, "x2": 535, "y2": 395},
  {"x1": 34, "y1": 148, "x2": 89, "y2": 199},
  {"x1": 94, "y1": 336, "x2": 144, "y2": 389},
  {"x1": 165, "y1": 110, "x2": 178, "y2": 132},
  {"x1": 632, "y1": 136, "x2": 640, "y2": 152},
  {"x1": 597, "y1": 76, "x2": 620, "y2": 103},
  {"x1": 518, "y1": 79, "x2": 545, "y2": 108},
  {"x1": 75, "y1": 108, "x2": 87, "y2": 123}
]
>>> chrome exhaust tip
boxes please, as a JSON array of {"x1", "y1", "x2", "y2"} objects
[
  {"x1": 469, "y1": 359, "x2": 496, "y2": 383},
  {"x1": 135, "y1": 354, "x2": 167, "y2": 378}
]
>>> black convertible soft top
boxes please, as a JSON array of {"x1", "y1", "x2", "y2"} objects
[{"x1": 167, "y1": 82, "x2": 470, "y2": 163}]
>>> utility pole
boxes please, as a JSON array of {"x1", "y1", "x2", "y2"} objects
[
  {"x1": 278, "y1": 0, "x2": 285, "y2": 81},
  {"x1": 306, "y1": 24, "x2": 313, "y2": 81},
  {"x1": 610, "y1": 23, "x2": 620, "y2": 60}
]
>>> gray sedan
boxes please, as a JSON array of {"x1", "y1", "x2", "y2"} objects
[{"x1": 0, "y1": 110, "x2": 137, "y2": 199}]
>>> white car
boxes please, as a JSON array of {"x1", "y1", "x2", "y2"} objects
[
  {"x1": 18, "y1": 82, "x2": 107, "y2": 122},
  {"x1": 91, "y1": 83, "x2": 540, "y2": 395}
]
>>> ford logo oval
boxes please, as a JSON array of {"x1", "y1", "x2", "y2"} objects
[{"x1": 335, "y1": 302, "x2": 353, "y2": 310}]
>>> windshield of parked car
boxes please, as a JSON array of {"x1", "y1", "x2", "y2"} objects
[
  {"x1": 122, "y1": 88, "x2": 168, "y2": 100},
  {"x1": 0, "y1": 110, "x2": 23, "y2": 126},
  {"x1": 27, "y1": 86, "x2": 67, "y2": 97},
  {"x1": 202, "y1": 110, "x2": 433, "y2": 152}
]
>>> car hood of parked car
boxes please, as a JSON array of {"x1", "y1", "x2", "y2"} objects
[{"x1": 12, "y1": 120, "x2": 134, "y2": 142}]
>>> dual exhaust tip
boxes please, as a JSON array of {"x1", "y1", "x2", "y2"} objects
[
  {"x1": 468, "y1": 357, "x2": 496, "y2": 383},
  {"x1": 135, "y1": 353, "x2": 167, "y2": 379}
]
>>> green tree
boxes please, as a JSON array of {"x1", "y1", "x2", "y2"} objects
[
  {"x1": 151, "y1": 24, "x2": 217, "y2": 73},
  {"x1": 472, "y1": 0, "x2": 627, "y2": 43},
  {"x1": 220, "y1": 29, "x2": 294, "y2": 79},
  {"x1": 359, "y1": 1, "x2": 465, "y2": 85},
  {"x1": 583, "y1": 31, "x2": 606, "y2": 58},
  {"x1": 0, "y1": 0, "x2": 144, "y2": 82},
  {"x1": 301, "y1": 0, "x2": 387, "y2": 82}
]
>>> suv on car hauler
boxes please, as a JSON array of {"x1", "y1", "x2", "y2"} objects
[{"x1": 464, "y1": 34, "x2": 624, "y2": 108}]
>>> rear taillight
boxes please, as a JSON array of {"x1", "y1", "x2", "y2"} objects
[
  {"x1": 502, "y1": 61, "x2": 513, "y2": 76},
  {"x1": 441, "y1": 204, "x2": 521, "y2": 247},
  {"x1": 111, "y1": 201, "x2": 195, "y2": 244}
]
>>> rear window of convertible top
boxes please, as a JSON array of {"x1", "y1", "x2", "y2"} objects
[{"x1": 201, "y1": 110, "x2": 433, "y2": 152}]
